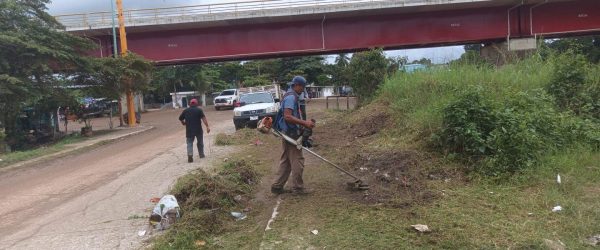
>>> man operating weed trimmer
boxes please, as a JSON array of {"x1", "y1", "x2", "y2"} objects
[{"x1": 271, "y1": 76, "x2": 316, "y2": 195}]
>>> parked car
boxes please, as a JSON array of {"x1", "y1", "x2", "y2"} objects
[
  {"x1": 233, "y1": 92, "x2": 279, "y2": 130},
  {"x1": 214, "y1": 89, "x2": 239, "y2": 110}
]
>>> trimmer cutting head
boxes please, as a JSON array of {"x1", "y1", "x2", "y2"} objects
[{"x1": 347, "y1": 179, "x2": 370, "y2": 191}]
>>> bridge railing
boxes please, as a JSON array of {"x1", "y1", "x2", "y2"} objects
[{"x1": 53, "y1": 0, "x2": 403, "y2": 30}]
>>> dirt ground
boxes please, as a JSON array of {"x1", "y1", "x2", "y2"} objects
[{"x1": 0, "y1": 106, "x2": 238, "y2": 249}]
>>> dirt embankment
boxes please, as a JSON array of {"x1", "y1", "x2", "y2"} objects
[{"x1": 312, "y1": 102, "x2": 460, "y2": 207}]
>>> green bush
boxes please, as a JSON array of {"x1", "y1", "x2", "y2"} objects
[
  {"x1": 437, "y1": 89, "x2": 599, "y2": 177},
  {"x1": 437, "y1": 91, "x2": 497, "y2": 159},
  {"x1": 546, "y1": 52, "x2": 588, "y2": 113},
  {"x1": 348, "y1": 48, "x2": 388, "y2": 105}
]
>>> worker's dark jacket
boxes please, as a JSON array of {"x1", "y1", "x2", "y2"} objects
[{"x1": 179, "y1": 106, "x2": 205, "y2": 137}]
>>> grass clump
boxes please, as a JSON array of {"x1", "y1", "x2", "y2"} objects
[
  {"x1": 379, "y1": 54, "x2": 599, "y2": 178},
  {"x1": 213, "y1": 129, "x2": 260, "y2": 146},
  {"x1": 152, "y1": 159, "x2": 260, "y2": 249},
  {"x1": 0, "y1": 134, "x2": 85, "y2": 168}
]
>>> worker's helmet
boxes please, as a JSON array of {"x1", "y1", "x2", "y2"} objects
[
  {"x1": 292, "y1": 76, "x2": 307, "y2": 87},
  {"x1": 190, "y1": 99, "x2": 198, "y2": 106}
]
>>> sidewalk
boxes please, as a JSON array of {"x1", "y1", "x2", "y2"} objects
[{"x1": 0, "y1": 125, "x2": 154, "y2": 174}]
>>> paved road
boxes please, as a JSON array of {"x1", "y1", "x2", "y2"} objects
[{"x1": 0, "y1": 107, "x2": 236, "y2": 249}]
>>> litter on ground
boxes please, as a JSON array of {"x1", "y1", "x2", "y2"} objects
[
  {"x1": 411, "y1": 224, "x2": 431, "y2": 233},
  {"x1": 311, "y1": 230, "x2": 319, "y2": 235},
  {"x1": 149, "y1": 195, "x2": 181, "y2": 230},
  {"x1": 586, "y1": 235, "x2": 600, "y2": 246},
  {"x1": 231, "y1": 211, "x2": 247, "y2": 221},
  {"x1": 552, "y1": 206, "x2": 563, "y2": 212}
]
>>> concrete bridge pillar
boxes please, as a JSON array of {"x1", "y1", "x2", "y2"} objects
[{"x1": 481, "y1": 38, "x2": 538, "y2": 66}]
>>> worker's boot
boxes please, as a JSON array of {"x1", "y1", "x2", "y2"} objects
[
  {"x1": 199, "y1": 154, "x2": 206, "y2": 159},
  {"x1": 291, "y1": 188, "x2": 313, "y2": 196},
  {"x1": 271, "y1": 186, "x2": 291, "y2": 194},
  {"x1": 188, "y1": 155, "x2": 193, "y2": 163}
]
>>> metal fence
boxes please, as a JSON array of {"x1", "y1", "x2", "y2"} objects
[{"x1": 54, "y1": 0, "x2": 484, "y2": 30}]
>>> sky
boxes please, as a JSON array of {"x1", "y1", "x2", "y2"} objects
[{"x1": 47, "y1": 0, "x2": 465, "y2": 64}]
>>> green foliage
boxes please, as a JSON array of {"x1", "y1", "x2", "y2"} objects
[
  {"x1": 438, "y1": 91, "x2": 497, "y2": 159},
  {"x1": 347, "y1": 48, "x2": 388, "y2": 105},
  {"x1": 89, "y1": 53, "x2": 153, "y2": 99},
  {"x1": 381, "y1": 53, "x2": 599, "y2": 178},
  {"x1": 546, "y1": 51, "x2": 588, "y2": 113},
  {"x1": 0, "y1": 0, "x2": 95, "y2": 148},
  {"x1": 545, "y1": 36, "x2": 600, "y2": 63}
]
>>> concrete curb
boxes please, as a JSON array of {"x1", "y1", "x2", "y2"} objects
[{"x1": 0, "y1": 126, "x2": 156, "y2": 174}]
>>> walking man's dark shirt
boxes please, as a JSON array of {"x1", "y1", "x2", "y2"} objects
[{"x1": 179, "y1": 106, "x2": 205, "y2": 137}]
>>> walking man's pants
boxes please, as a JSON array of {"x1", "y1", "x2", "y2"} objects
[
  {"x1": 272, "y1": 139, "x2": 305, "y2": 190},
  {"x1": 186, "y1": 135, "x2": 204, "y2": 157}
]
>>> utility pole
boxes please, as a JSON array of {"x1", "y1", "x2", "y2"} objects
[
  {"x1": 110, "y1": 0, "x2": 122, "y2": 127},
  {"x1": 116, "y1": 0, "x2": 137, "y2": 127}
]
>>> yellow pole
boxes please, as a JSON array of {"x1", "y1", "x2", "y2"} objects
[{"x1": 116, "y1": 0, "x2": 136, "y2": 127}]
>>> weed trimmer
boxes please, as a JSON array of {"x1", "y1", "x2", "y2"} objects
[{"x1": 258, "y1": 117, "x2": 369, "y2": 191}]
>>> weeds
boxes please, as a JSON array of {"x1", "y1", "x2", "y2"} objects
[
  {"x1": 152, "y1": 159, "x2": 260, "y2": 249},
  {"x1": 379, "y1": 54, "x2": 599, "y2": 178}
]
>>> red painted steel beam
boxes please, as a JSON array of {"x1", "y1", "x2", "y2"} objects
[
  {"x1": 530, "y1": 0, "x2": 600, "y2": 37},
  {"x1": 83, "y1": 0, "x2": 600, "y2": 64}
]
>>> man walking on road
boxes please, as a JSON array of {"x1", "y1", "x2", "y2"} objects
[
  {"x1": 272, "y1": 76, "x2": 316, "y2": 195},
  {"x1": 179, "y1": 99, "x2": 210, "y2": 163}
]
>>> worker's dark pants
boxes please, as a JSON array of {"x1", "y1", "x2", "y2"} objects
[
  {"x1": 186, "y1": 134, "x2": 204, "y2": 157},
  {"x1": 272, "y1": 139, "x2": 305, "y2": 190}
]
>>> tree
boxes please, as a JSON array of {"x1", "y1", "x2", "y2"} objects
[
  {"x1": 347, "y1": 48, "x2": 388, "y2": 105},
  {"x1": 411, "y1": 58, "x2": 433, "y2": 66},
  {"x1": 330, "y1": 53, "x2": 351, "y2": 87},
  {"x1": 92, "y1": 53, "x2": 153, "y2": 100},
  {"x1": 545, "y1": 36, "x2": 600, "y2": 63},
  {"x1": 0, "y1": 0, "x2": 95, "y2": 149}
]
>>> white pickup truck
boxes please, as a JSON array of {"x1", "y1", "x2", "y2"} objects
[
  {"x1": 213, "y1": 89, "x2": 239, "y2": 110},
  {"x1": 232, "y1": 85, "x2": 282, "y2": 130}
]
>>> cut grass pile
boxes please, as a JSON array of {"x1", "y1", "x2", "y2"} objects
[
  {"x1": 214, "y1": 129, "x2": 259, "y2": 146},
  {"x1": 152, "y1": 159, "x2": 261, "y2": 249}
]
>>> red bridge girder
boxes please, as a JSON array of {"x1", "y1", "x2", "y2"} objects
[{"x1": 88, "y1": 0, "x2": 600, "y2": 64}]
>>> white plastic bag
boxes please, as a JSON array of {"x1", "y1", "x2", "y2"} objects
[{"x1": 150, "y1": 195, "x2": 181, "y2": 230}]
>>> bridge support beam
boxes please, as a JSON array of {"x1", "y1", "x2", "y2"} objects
[{"x1": 481, "y1": 38, "x2": 537, "y2": 66}]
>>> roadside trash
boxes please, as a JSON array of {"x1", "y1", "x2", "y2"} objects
[
  {"x1": 254, "y1": 139, "x2": 263, "y2": 146},
  {"x1": 374, "y1": 169, "x2": 379, "y2": 174},
  {"x1": 137, "y1": 230, "x2": 146, "y2": 237},
  {"x1": 411, "y1": 224, "x2": 431, "y2": 233},
  {"x1": 195, "y1": 240, "x2": 207, "y2": 247},
  {"x1": 586, "y1": 235, "x2": 600, "y2": 246},
  {"x1": 234, "y1": 195, "x2": 243, "y2": 202},
  {"x1": 243, "y1": 207, "x2": 252, "y2": 212},
  {"x1": 528, "y1": 212, "x2": 534, "y2": 216},
  {"x1": 0, "y1": 159, "x2": 3, "y2": 162},
  {"x1": 359, "y1": 167, "x2": 368, "y2": 171},
  {"x1": 149, "y1": 197, "x2": 161, "y2": 203},
  {"x1": 311, "y1": 230, "x2": 319, "y2": 235},
  {"x1": 543, "y1": 239, "x2": 566, "y2": 250},
  {"x1": 557, "y1": 174, "x2": 561, "y2": 184},
  {"x1": 224, "y1": 158, "x2": 229, "y2": 162},
  {"x1": 149, "y1": 195, "x2": 181, "y2": 230},
  {"x1": 231, "y1": 211, "x2": 247, "y2": 221},
  {"x1": 489, "y1": 192, "x2": 494, "y2": 194},
  {"x1": 552, "y1": 206, "x2": 563, "y2": 212}
]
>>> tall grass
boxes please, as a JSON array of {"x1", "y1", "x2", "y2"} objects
[
  {"x1": 380, "y1": 56, "x2": 554, "y2": 138},
  {"x1": 377, "y1": 55, "x2": 599, "y2": 177}
]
